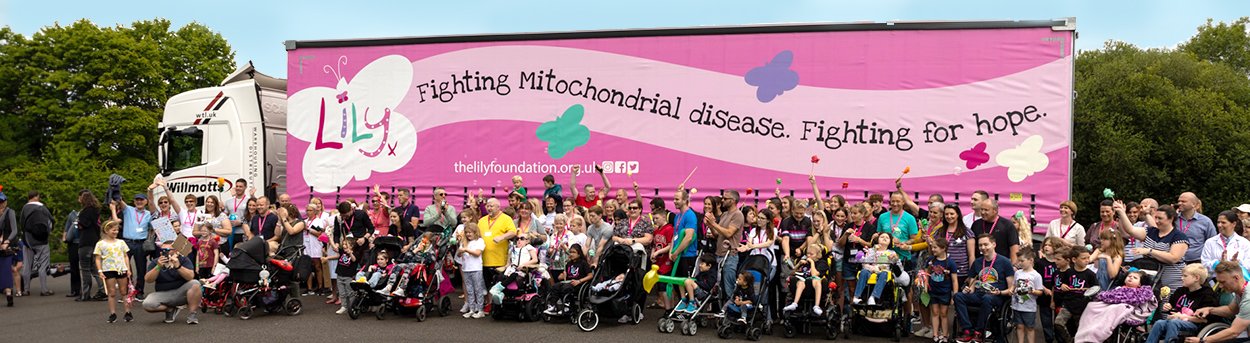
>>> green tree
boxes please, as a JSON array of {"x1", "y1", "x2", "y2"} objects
[
  {"x1": 0, "y1": 19, "x2": 234, "y2": 260},
  {"x1": 1180, "y1": 17, "x2": 1250, "y2": 75},
  {"x1": 1073, "y1": 38, "x2": 1250, "y2": 223}
]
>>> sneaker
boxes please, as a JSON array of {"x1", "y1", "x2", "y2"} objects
[
  {"x1": 972, "y1": 332, "x2": 984, "y2": 343},
  {"x1": 867, "y1": 297, "x2": 877, "y2": 306},
  {"x1": 914, "y1": 327, "x2": 931, "y2": 337},
  {"x1": 713, "y1": 311, "x2": 726, "y2": 318},
  {"x1": 391, "y1": 288, "x2": 404, "y2": 297},
  {"x1": 336, "y1": 307, "x2": 348, "y2": 315},
  {"x1": 107, "y1": 313, "x2": 117, "y2": 323},
  {"x1": 852, "y1": 297, "x2": 861, "y2": 304},
  {"x1": 471, "y1": 311, "x2": 485, "y2": 319},
  {"x1": 186, "y1": 313, "x2": 199, "y2": 325},
  {"x1": 956, "y1": 330, "x2": 975, "y2": 343},
  {"x1": 463, "y1": 311, "x2": 474, "y2": 318},
  {"x1": 920, "y1": 329, "x2": 934, "y2": 339},
  {"x1": 164, "y1": 308, "x2": 181, "y2": 323},
  {"x1": 812, "y1": 305, "x2": 823, "y2": 316},
  {"x1": 203, "y1": 282, "x2": 216, "y2": 290},
  {"x1": 326, "y1": 293, "x2": 334, "y2": 299},
  {"x1": 687, "y1": 300, "x2": 700, "y2": 313},
  {"x1": 737, "y1": 317, "x2": 748, "y2": 324},
  {"x1": 124, "y1": 312, "x2": 134, "y2": 322},
  {"x1": 783, "y1": 303, "x2": 798, "y2": 312},
  {"x1": 460, "y1": 303, "x2": 470, "y2": 313},
  {"x1": 379, "y1": 285, "x2": 393, "y2": 294}
]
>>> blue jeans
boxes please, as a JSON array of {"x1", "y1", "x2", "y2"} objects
[
  {"x1": 125, "y1": 240, "x2": 147, "y2": 295},
  {"x1": 954, "y1": 291, "x2": 1005, "y2": 331},
  {"x1": 854, "y1": 269, "x2": 889, "y2": 300},
  {"x1": 725, "y1": 303, "x2": 754, "y2": 320},
  {"x1": 1146, "y1": 319, "x2": 1200, "y2": 343},
  {"x1": 719, "y1": 254, "x2": 739, "y2": 301}
]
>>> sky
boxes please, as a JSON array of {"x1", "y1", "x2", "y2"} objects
[{"x1": 2, "y1": 0, "x2": 1248, "y2": 79}]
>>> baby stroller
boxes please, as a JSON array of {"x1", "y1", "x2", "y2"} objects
[
  {"x1": 780, "y1": 255, "x2": 841, "y2": 340},
  {"x1": 224, "y1": 237, "x2": 303, "y2": 320},
  {"x1": 347, "y1": 236, "x2": 405, "y2": 320},
  {"x1": 575, "y1": 243, "x2": 648, "y2": 331},
  {"x1": 393, "y1": 234, "x2": 456, "y2": 321},
  {"x1": 200, "y1": 263, "x2": 234, "y2": 315},
  {"x1": 716, "y1": 254, "x2": 774, "y2": 341},
  {"x1": 657, "y1": 250, "x2": 725, "y2": 336},
  {"x1": 845, "y1": 257, "x2": 906, "y2": 341}
]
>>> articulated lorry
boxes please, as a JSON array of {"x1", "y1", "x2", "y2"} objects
[{"x1": 157, "y1": 18, "x2": 1076, "y2": 227}]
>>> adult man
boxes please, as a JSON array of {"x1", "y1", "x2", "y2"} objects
[
  {"x1": 114, "y1": 188, "x2": 157, "y2": 298},
  {"x1": 877, "y1": 192, "x2": 920, "y2": 263},
  {"x1": 478, "y1": 199, "x2": 517, "y2": 297},
  {"x1": 962, "y1": 190, "x2": 989, "y2": 228},
  {"x1": 223, "y1": 179, "x2": 253, "y2": 253},
  {"x1": 970, "y1": 199, "x2": 1019, "y2": 262},
  {"x1": 1187, "y1": 261, "x2": 1250, "y2": 343},
  {"x1": 705, "y1": 190, "x2": 743, "y2": 301},
  {"x1": 669, "y1": 189, "x2": 699, "y2": 313},
  {"x1": 954, "y1": 234, "x2": 1015, "y2": 343},
  {"x1": 585, "y1": 205, "x2": 615, "y2": 265},
  {"x1": 1176, "y1": 192, "x2": 1217, "y2": 264},
  {"x1": 569, "y1": 165, "x2": 609, "y2": 209},
  {"x1": 394, "y1": 189, "x2": 421, "y2": 231},
  {"x1": 422, "y1": 187, "x2": 457, "y2": 232},
  {"x1": 245, "y1": 197, "x2": 279, "y2": 241},
  {"x1": 20, "y1": 191, "x2": 54, "y2": 296},
  {"x1": 141, "y1": 241, "x2": 201, "y2": 324},
  {"x1": 276, "y1": 193, "x2": 300, "y2": 220},
  {"x1": 1200, "y1": 211, "x2": 1250, "y2": 273},
  {"x1": 335, "y1": 201, "x2": 374, "y2": 248},
  {"x1": 897, "y1": 179, "x2": 944, "y2": 219}
]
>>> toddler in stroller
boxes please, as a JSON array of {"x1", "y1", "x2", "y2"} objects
[
  {"x1": 716, "y1": 254, "x2": 773, "y2": 340},
  {"x1": 224, "y1": 237, "x2": 302, "y2": 320},
  {"x1": 575, "y1": 243, "x2": 648, "y2": 331},
  {"x1": 783, "y1": 244, "x2": 829, "y2": 315}
]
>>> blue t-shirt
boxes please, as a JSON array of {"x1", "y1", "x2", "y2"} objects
[
  {"x1": 675, "y1": 209, "x2": 699, "y2": 258},
  {"x1": 876, "y1": 211, "x2": 918, "y2": 260},
  {"x1": 970, "y1": 254, "x2": 1014, "y2": 292},
  {"x1": 926, "y1": 256, "x2": 958, "y2": 296},
  {"x1": 121, "y1": 205, "x2": 153, "y2": 241}
]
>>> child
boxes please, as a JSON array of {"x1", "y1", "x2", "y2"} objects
[
  {"x1": 1089, "y1": 229, "x2": 1124, "y2": 290},
  {"x1": 676, "y1": 254, "x2": 718, "y2": 313},
  {"x1": 648, "y1": 211, "x2": 675, "y2": 308},
  {"x1": 193, "y1": 222, "x2": 220, "y2": 279},
  {"x1": 94, "y1": 219, "x2": 133, "y2": 323},
  {"x1": 1054, "y1": 245, "x2": 1095, "y2": 340},
  {"x1": 1146, "y1": 264, "x2": 1219, "y2": 343},
  {"x1": 783, "y1": 243, "x2": 829, "y2": 315},
  {"x1": 357, "y1": 251, "x2": 393, "y2": 288},
  {"x1": 853, "y1": 232, "x2": 899, "y2": 306},
  {"x1": 591, "y1": 273, "x2": 626, "y2": 293},
  {"x1": 383, "y1": 232, "x2": 436, "y2": 297},
  {"x1": 542, "y1": 174, "x2": 561, "y2": 201},
  {"x1": 512, "y1": 175, "x2": 527, "y2": 198},
  {"x1": 545, "y1": 243, "x2": 593, "y2": 316},
  {"x1": 725, "y1": 271, "x2": 757, "y2": 324},
  {"x1": 334, "y1": 239, "x2": 358, "y2": 315},
  {"x1": 457, "y1": 223, "x2": 486, "y2": 318},
  {"x1": 1074, "y1": 270, "x2": 1158, "y2": 343},
  {"x1": 1035, "y1": 237, "x2": 1067, "y2": 343},
  {"x1": 1011, "y1": 248, "x2": 1044, "y2": 343},
  {"x1": 925, "y1": 237, "x2": 959, "y2": 343},
  {"x1": 567, "y1": 215, "x2": 588, "y2": 249},
  {"x1": 499, "y1": 233, "x2": 541, "y2": 289},
  {"x1": 1, "y1": 238, "x2": 16, "y2": 307}
]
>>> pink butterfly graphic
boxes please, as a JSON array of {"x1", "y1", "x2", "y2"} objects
[
  {"x1": 336, "y1": 91, "x2": 349, "y2": 103},
  {"x1": 959, "y1": 142, "x2": 990, "y2": 170}
]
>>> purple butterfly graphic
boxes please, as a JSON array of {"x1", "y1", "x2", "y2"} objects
[
  {"x1": 745, "y1": 51, "x2": 799, "y2": 103},
  {"x1": 960, "y1": 142, "x2": 990, "y2": 170},
  {"x1": 336, "y1": 91, "x2": 349, "y2": 103}
]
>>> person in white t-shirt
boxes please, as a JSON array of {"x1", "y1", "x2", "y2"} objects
[{"x1": 456, "y1": 223, "x2": 486, "y2": 318}]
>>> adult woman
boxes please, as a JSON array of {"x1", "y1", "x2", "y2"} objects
[
  {"x1": 1087, "y1": 200, "x2": 1116, "y2": 249},
  {"x1": 938, "y1": 204, "x2": 975, "y2": 277},
  {"x1": 303, "y1": 200, "x2": 331, "y2": 298},
  {"x1": 1046, "y1": 200, "x2": 1085, "y2": 246},
  {"x1": 177, "y1": 195, "x2": 201, "y2": 240},
  {"x1": 1116, "y1": 203, "x2": 1188, "y2": 290},
  {"x1": 602, "y1": 199, "x2": 619, "y2": 225},
  {"x1": 76, "y1": 190, "x2": 103, "y2": 301},
  {"x1": 515, "y1": 201, "x2": 543, "y2": 237},
  {"x1": 368, "y1": 186, "x2": 390, "y2": 236},
  {"x1": 203, "y1": 196, "x2": 232, "y2": 256},
  {"x1": 274, "y1": 204, "x2": 307, "y2": 254}
]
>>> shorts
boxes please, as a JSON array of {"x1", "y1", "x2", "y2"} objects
[
  {"x1": 102, "y1": 271, "x2": 125, "y2": 279},
  {"x1": 674, "y1": 255, "x2": 697, "y2": 278},
  {"x1": 1014, "y1": 310, "x2": 1037, "y2": 326},
  {"x1": 928, "y1": 291, "x2": 951, "y2": 305},
  {"x1": 142, "y1": 280, "x2": 201, "y2": 311},
  {"x1": 694, "y1": 288, "x2": 709, "y2": 300}
]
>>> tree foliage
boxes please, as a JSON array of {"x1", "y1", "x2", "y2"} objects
[
  {"x1": 1073, "y1": 31, "x2": 1250, "y2": 223},
  {"x1": 0, "y1": 19, "x2": 234, "y2": 258}
]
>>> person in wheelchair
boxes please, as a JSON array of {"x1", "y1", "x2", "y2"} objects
[
  {"x1": 1148, "y1": 263, "x2": 1219, "y2": 343},
  {"x1": 954, "y1": 234, "x2": 1015, "y2": 343},
  {"x1": 852, "y1": 232, "x2": 899, "y2": 306},
  {"x1": 784, "y1": 244, "x2": 829, "y2": 314},
  {"x1": 1073, "y1": 270, "x2": 1158, "y2": 343},
  {"x1": 1186, "y1": 261, "x2": 1250, "y2": 343}
]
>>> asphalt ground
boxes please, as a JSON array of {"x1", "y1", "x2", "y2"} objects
[{"x1": 4, "y1": 275, "x2": 1023, "y2": 342}]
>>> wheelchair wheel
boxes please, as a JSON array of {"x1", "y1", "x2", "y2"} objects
[{"x1": 1197, "y1": 322, "x2": 1230, "y2": 340}]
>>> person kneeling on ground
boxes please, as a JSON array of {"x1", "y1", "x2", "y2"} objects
[{"x1": 141, "y1": 241, "x2": 201, "y2": 325}]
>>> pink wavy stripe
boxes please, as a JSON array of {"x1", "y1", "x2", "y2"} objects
[{"x1": 289, "y1": 27, "x2": 1071, "y2": 92}]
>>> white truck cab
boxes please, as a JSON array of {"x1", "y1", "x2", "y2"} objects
[{"x1": 157, "y1": 63, "x2": 288, "y2": 205}]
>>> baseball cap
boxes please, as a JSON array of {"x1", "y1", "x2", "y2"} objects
[
  {"x1": 1237, "y1": 204, "x2": 1250, "y2": 213},
  {"x1": 0, "y1": 192, "x2": 7, "y2": 202},
  {"x1": 134, "y1": 193, "x2": 148, "y2": 200}
]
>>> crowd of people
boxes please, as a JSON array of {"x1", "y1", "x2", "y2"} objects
[{"x1": 2, "y1": 168, "x2": 1250, "y2": 343}]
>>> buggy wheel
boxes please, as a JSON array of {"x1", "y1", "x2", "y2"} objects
[
  {"x1": 237, "y1": 306, "x2": 254, "y2": 320},
  {"x1": 439, "y1": 296, "x2": 452, "y2": 317},
  {"x1": 631, "y1": 303, "x2": 643, "y2": 325},
  {"x1": 375, "y1": 305, "x2": 387, "y2": 320},
  {"x1": 747, "y1": 328, "x2": 762, "y2": 341},
  {"x1": 697, "y1": 317, "x2": 707, "y2": 328},
  {"x1": 659, "y1": 317, "x2": 675, "y2": 333},
  {"x1": 717, "y1": 324, "x2": 732, "y2": 339},
  {"x1": 223, "y1": 304, "x2": 236, "y2": 317},
  {"x1": 284, "y1": 298, "x2": 302, "y2": 316},
  {"x1": 577, "y1": 309, "x2": 599, "y2": 332},
  {"x1": 687, "y1": 320, "x2": 699, "y2": 336},
  {"x1": 783, "y1": 323, "x2": 796, "y2": 338},
  {"x1": 525, "y1": 300, "x2": 543, "y2": 322},
  {"x1": 415, "y1": 305, "x2": 427, "y2": 322},
  {"x1": 491, "y1": 305, "x2": 503, "y2": 320},
  {"x1": 892, "y1": 322, "x2": 901, "y2": 342}
]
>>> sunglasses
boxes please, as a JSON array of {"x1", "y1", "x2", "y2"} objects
[
  {"x1": 436, "y1": 193, "x2": 447, "y2": 196},
  {"x1": 629, "y1": 206, "x2": 641, "y2": 210}
]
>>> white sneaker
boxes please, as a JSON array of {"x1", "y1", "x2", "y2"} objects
[
  {"x1": 336, "y1": 307, "x2": 347, "y2": 315},
  {"x1": 471, "y1": 311, "x2": 486, "y2": 318},
  {"x1": 812, "y1": 306, "x2": 823, "y2": 316},
  {"x1": 463, "y1": 311, "x2": 473, "y2": 318},
  {"x1": 460, "y1": 303, "x2": 470, "y2": 313},
  {"x1": 914, "y1": 327, "x2": 931, "y2": 337},
  {"x1": 783, "y1": 303, "x2": 798, "y2": 312},
  {"x1": 852, "y1": 297, "x2": 861, "y2": 304},
  {"x1": 867, "y1": 297, "x2": 877, "y2": 306}
]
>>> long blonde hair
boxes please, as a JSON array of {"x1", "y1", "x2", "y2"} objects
[{"x1": 1014, "y1": 215, "x2": 1033, "y2": 249}]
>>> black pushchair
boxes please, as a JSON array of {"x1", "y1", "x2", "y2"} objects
[
  {"x1": 224, "y1": 237, "x2": 302, "y2": 320},
  {"x1": 575, "y1": 243, "x2": 648, "y2": 331}
]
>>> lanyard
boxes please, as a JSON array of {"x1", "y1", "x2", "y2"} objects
[
  {"x1": 853, "y1": 221, "x2": 867, "y2": 237},
  {"x1": 985, "y1": 218, "x2": 999, "y2": 235},
  {"x1": 257, "y1": 214, "x2": 268, "y2": 235},
  {"x1": 627, "y1": 217, "x2": 641, "y2": 237},
  {"x1": 1061, "y1": 221, "x2": 1076, "y2": 239},
  {"x1": 135, "y1": 210, "x2": 148, "y2": 226},
  {"x1": 982, "y1": 254, "x2": 998, "y2": 272},
  {"x1": 232, "y1": 196, "x2": 244, "y2": 214},
  {"x1": 1177, "y1": 217, "x2": 1190, "y2": 234},
  {"x1": 486, "y1": 215, "x2": 499, "y2": 235},
  {"x1": 887, "y1": 212, "x2": 902, "y2": 230},
  {"x1": 1220, "y1": 234, "x2": 1232, "y2": 251},
  {"x1": 183, "y1": 210, "x2": 196, "y2": 226}
]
